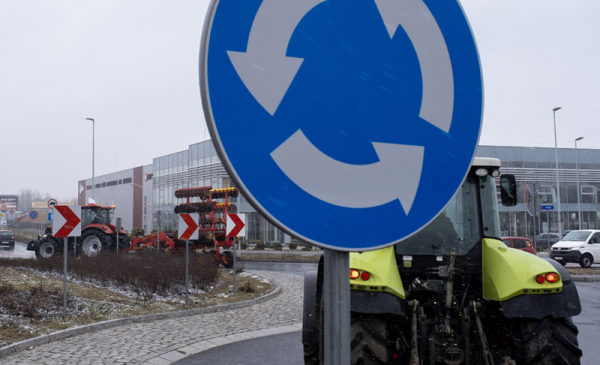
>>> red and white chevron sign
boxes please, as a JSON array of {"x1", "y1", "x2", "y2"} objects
[
  {"x1": 178, "y1": 213, "x2": 199, "y2": 240},
  {"x1": 226, "y1": 213, "x2": 246, "y2": 237},
  {"x1": 52, "y1": 205, "x2": 82, "y2": 237}
]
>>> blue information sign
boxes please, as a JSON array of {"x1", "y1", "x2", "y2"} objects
[
  {"x1": 201, "y1": 0, "x2": 483, "y2": 251},
  {"x1": 541, "y1": 205, "x2": 555, "y2": 211}
]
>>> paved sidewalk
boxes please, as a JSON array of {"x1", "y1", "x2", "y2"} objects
[{"x1": 2, "y1": 271, "x2": 304, "y2": 365}]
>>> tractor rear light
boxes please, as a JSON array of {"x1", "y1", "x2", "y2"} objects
[
  {"x1": 536, "y1": 275, "x2": 545, "y2": 284},
  {"x1": 350, "y1": 269, "x2": 360, "y2": 280},
  {"x1": 361, "y1": 272, "x2": 370, "y2": 281},
  {"x1": 546, "y1": 273, "x2": 560, "y2": 283},
  {"x1": 382, "y1": 286, "x2": 387, "y2": 291}
]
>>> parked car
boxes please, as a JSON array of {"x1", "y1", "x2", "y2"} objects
[
  {"x1": 501, "y1": 236, "x2": 535, "y2": 255},
  {"x1": 551, "y1": 230, "x2": 600, "y2": 268},
  {"x1": 535, "y1": 232, "x2": 562, "y2": 248},
  {"x1": 0, "y1": 230, "x2": 15, "y2": 249}
]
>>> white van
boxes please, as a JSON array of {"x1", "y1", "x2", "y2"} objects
[{"x1": 550, "y1": 230, "x2": 600, "y2": 268}]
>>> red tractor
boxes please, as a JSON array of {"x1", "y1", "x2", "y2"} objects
[{"x1": 27, "y1": 204, "x2": 129, "y2": 259}]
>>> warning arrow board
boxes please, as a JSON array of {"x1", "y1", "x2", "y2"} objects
[
  {"x1": 226, "y1": 214, "x2": 246, "y2": 237},
  {"x1": 178, "y1": 213, "x2": 199, "y2": 240},
  {"x1": 52, "y1": 205, "x2": 82, "y2": 237}
]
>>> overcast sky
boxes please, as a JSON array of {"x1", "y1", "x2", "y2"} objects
[{"x1": 1, "y1": 0, "x2": 599, "y2": 201}]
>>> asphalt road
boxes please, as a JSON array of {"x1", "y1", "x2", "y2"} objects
[
  {"x1": 0, "y1": 241, "x2": 35, "y2": 259},
  {"x1": 180, "y1": 261, "x2": 600, "y2": 365}
]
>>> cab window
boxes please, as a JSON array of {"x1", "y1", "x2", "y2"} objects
[
  {"x1": 501, "y1": 239, "x2": 511, "y2": 247},
  {"x1": 590, "y1": 233, "x2": 600, "y2": 244},
  {"x1": 513, "y1": 239, "x2": 525, "y2": 249}
]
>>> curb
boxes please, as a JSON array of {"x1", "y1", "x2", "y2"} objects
[
  {"x1": 143, "y1": 323, "x2": 303, "y2": 365},
  {"x1": 0, "y1": 274, "x2": 281, "y2": 360},
  {"x1": 572, "y1": 275, "x2": 600, "y2": 282}
]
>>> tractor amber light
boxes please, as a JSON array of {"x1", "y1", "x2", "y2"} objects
[
  {"x1": 350, "y1": 269, "x2": 360, "y2": 280},
  {"x1": 536, "y1": 275, "x2": 545, "y2": 284},
  {"x1": 361, "y1": 272, "x2": 370, "y2": 281},
  {"x1": 546, "y1": 273, "x2": 560, "y2": 283}
]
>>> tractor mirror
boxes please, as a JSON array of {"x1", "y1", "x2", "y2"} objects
[{"x1": 500, "y1": 174, "x2": 517, "y2": 207}]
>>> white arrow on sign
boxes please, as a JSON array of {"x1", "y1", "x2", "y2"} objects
[
  {"x1": 374, "y1": 0, "x2": 454, "y2": 133},
  {"x1": 271, "y1": 130, "x2": 423, "y2": 214},
  {"x1": 227, "y1": 0, "x2": 326, "y2": 116}
]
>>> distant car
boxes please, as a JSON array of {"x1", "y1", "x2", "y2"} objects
[
  {"x1": 535, "y1": 232, "x2": 562, "y2": 248},
  {"x1": 501, "y1": 237, "x2": 535, "y2": 255},
  {"x1": 551, "y1": 230, "x2": 600, "y2": 268},
  {"x1": 0, "y1": 230, "x2": 15, "y2": 249}
]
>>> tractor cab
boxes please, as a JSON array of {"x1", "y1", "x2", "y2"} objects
[{"x1": 81, "y1": 205, "x2": 113, "y2": 227}]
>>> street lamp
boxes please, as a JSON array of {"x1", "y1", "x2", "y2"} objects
[
  {"x1": 85, "y1": 118, "x2": 95, "y2": 200},
  {"x1": 575, "y1": 137, "x2": 584, "y2": 229},
  {"x1": 552, "y1": 107, "x2": 562, "y2": 237}
]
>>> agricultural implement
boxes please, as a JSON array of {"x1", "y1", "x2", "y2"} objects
[{"x1": 126, "y1": 186, "x2": 239, "y2": 268}]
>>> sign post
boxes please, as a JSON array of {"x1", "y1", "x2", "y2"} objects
[
  {"x1": 52, "y1": 205, "x2": 82, "y2": 319},
  {"x1": 178, "y1": 213, "x2": 199, "y2": 306},
  {"x1": 201, "y1": 0, "x2": 482, "y2": 362},
  {"x1": 116, "y1": 218, "x2": 122, "y2": 257}
]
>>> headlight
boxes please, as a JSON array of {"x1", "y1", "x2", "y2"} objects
[{"x1": 571, "y1": 247, "x2": 580, "y2": 251}]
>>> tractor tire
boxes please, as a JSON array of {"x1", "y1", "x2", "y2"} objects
[
  {"x1": 517, "y1": 316, "x2": 581, "y2": 365},
  {"x1": 117, "y1": 235, "x2": 130, "y2": 250},
  {"x1": 303, "y1": 344, "x2": 319, "y2": 365},
  {"x1": 557, "y1": 260, "x2": 567, "y2": 267},
  {"x1": 221, "y1": 251, "x2": 234, "y2": 268},
  {"x1": 350, "y1": 314, "x2": 389, "y2": 365},
  {"x1": 579, "y1": 254, "x2": 593, "y2": 268},
  {"x1": 80, "y1": 231, "x2": 104, "y2": 257},
  {"x1": 35, "y1": 239, "x2": 59, "y2": 259}
]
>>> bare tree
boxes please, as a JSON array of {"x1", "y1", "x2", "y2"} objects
[{"x1": 18, "y1": 189, "x2": 52, "y2": 211}]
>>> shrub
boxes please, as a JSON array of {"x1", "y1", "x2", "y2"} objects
[
  {"x1": 301, "y1": 242, "x2": 313, "y2": 251},
  {"x1": 255, "y1": 242, "x2": 265, "y2": 250},
  {"x1": 0, "y1": 253, "x2": 220, "y2": 301},
  {"x1": 240, "y1": 243, "x2": 248, "y2": 250},
  {"x1": 264, "y1": 242, "x2": 272, "y2": 248},
  {"x1": 288, "y1": 242, "x2": 297, "y2": 250},
  {"x1": 272, "y1": 242, "x2": 282, "y2": 251}
]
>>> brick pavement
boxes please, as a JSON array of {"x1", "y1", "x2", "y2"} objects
[{"x1": 2, "y1": 271, "x2": 304, "y2": 365}]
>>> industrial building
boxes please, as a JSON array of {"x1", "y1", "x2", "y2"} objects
[{"x1": 78, "y1": 142, "x2": 600, "y2": 243}]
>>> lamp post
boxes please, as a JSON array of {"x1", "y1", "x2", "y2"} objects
[
  {"x1": 85, "y1": 118, "x2": 95, "y2": 200},
  {"x1": 575, "y1": 137, "x2": 584, "y2": 229},
  {"x1": 552, "y1": 107, "x2": 562, "y2": 237}
]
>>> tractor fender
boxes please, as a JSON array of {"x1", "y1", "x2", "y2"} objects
[
  {"x1": 501, "y1": 259, "x2": 582, "y2": 319},
  {"x1": 84, "y1": 224, "x2": 114, "y2": 235},
  {"x1": 302, "y1": 270, "x2": 319, "y2": 347}
]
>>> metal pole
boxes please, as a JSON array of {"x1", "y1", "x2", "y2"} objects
[
  {"x1": 324, "y1": 250, "x2": 350, "y2": 365},
  {"x1": 185, "y1": 240, "x2": 189, "y2": 305},
  {"x1": 85, "y1": 118, "x2": 95, "y2": 200},
  {"x1": 63, "y1": 237, "x2": 67, "y2": 320},
  {"x1": 532, "y1": 183, "x2": 538, "y2": 252},
  {"x1": 576, "y1": 137, "x2": 584, "y2": 229},
  {"x1": 552, "y1": 107, "x2": 563, "y2": 237},
  {"x1": 233, "y1": 239, "x2": 237, "y2": 295}
]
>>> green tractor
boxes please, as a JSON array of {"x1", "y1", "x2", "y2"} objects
[{"x1": 302, "y1": 157, "x2": 581, "y2": 364}]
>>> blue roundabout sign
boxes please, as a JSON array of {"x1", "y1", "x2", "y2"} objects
[{"x1": 201, "y1": 0, "x2": 483, "y2": 251}]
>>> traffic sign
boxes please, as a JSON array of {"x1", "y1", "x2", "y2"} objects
[
  {"x1": 178, "y1": 213, "x2": 199, "y2": 240},
  {"x1": 8, "y1": 209, "x2": 15, "y2": 215},
  {"x1": 542, "y1": 205, "x2": 555, "y2": 211},
  {"x1": 226, "y1": 214, "x2": 246, "y2": 237},
  {"x1": 48, "y1": 199, "x2": 58, "y2": 208},
  {"x1": 201, "y1": 0, "x2": 483, "y2": 250},
  {"x1": 52, "y1": 205, "x2": 82, "y2": 237},
  {"x1": 29, "y1": 210, "x2": 38, "y2": 220}
]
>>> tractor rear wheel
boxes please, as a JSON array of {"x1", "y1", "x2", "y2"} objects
[
  {"x1": 350, "y1": 314, "x2": 389, "y2": 365},
  {"x1": 81, "y1": 232, "x2": 103, "y2": 257},
  {"x1": 35, "y1": 239, "x2": 59, "y2": 259},
  {"x1": 517, "y1": 316, "x2": 581, "y2": 364}
]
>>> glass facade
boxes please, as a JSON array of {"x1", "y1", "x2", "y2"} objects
[
  {"x1": 151, "y1": 140, "x2": 287, "y2": 244},
  {"x1": 477, "y1": 146, "x2": 600, "y2": 248}
]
